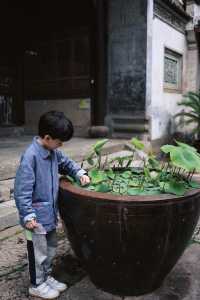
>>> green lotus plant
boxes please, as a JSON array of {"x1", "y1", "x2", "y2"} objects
[{"x1": 68, "y1": 138, "x2": 200, "y2": 196}]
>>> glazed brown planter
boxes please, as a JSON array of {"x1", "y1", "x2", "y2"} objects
[{"x1": 58, "y1": 179, "x2": 200, "y2": 296}]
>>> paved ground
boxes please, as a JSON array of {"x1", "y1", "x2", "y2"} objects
[{"x1": 0, "y1": 136, "x2": 128, "y2": 180}]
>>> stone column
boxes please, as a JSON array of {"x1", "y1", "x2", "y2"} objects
[
  {"x1": 91, "y1": 0, "x2": 106, "y2": 126},
  {"x1": 105, "y1": 0, "x2": 148, "y2": 137},
  {"x1": 145, "y1": 0, "x2": 153, "y2": 121}
]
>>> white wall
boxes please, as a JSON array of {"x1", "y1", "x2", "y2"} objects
[
  {"x1": 25, "y1": 98, "x2": 91, "y2": 137},
  {"x1": 150, "y1": 17, "x2": 187, "y2": 141}
]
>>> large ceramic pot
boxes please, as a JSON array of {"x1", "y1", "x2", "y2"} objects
[{"x1": 59, "y1": 179, "x2": 200, "y2": 296}]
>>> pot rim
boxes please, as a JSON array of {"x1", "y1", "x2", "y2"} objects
[{"x1": 59, "y1": 179, "x2": 200, "y2": 203}]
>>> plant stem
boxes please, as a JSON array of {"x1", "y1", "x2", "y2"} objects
[
  {"x1": 98, "y1": 154, "x2": 102, "y2": 169},
  {"x1": 187, "y1": 171, "x2": 192, "y2": 181},
  {"x1": 189, "y1": 169, "x2": 195, "y2": 181}
]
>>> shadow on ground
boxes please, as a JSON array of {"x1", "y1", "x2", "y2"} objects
[{"x1": 52, "y1": 253, "x2": 86, "y2": 287}]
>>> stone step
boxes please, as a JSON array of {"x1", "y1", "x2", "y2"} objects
[
  {"x1": 111, "y1": 114, "x2": 149, "y2": 123},
  {"x1": 0, "y1": 200, "x2": 18, "y2": 231},
  {"x1": 0, "y1": 179, "x2": 14, "y2": 202},
  {"x1": 107, "y1": 114, "x2": 149, "y2": 138},
  {"x1": 0, "y1": 126, "x2": 25, "y2": 137},
  {"x1": 112, "y1": 123, "x2": 149, "y2": 133},
  {"x1": 112, "y1": 132, "x2": 150, "y2": 141}
]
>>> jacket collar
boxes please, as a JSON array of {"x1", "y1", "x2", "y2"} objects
[{"x1": 33, "y1": 136, "x2": 51, "y2": 159}]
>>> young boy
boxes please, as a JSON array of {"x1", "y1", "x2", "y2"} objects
[{"x1": 14, "y1": 111, "x2": 90, "y2": 299}]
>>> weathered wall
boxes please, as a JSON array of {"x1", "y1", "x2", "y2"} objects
[
  {"x1": 150, "y1": 17, "x2": 187, "y2": 141},
  {"x1": 106, "y1": 0, "x2": 147, "y2": 117},
  {"x1": 25, "y1": 99, "x2": 91, "y2": 136}
]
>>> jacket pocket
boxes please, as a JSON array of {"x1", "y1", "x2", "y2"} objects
[{"x1": 33, "y1": 202, "x2": 54, "y2": 226}]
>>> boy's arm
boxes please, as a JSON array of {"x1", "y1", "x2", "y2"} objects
[
  {"x1": 56, "y1": 150, "x2": 86, "y2": 180},
  {"x1": 14, "y1": 156, "x2": 36, "y2": 225}
]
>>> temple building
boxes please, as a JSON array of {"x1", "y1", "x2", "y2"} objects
[{"x1": 0, "y1": 0, "x2": 200, "y2": 145}]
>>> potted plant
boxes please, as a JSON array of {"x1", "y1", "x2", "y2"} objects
[
  {"x1": 58, "y1": 138, "x2": 200, "y2": 296},
  {"x1": 175, "y1": 90, "x2": 200, "y2": 151}
]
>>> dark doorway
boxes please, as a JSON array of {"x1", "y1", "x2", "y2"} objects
[
  {"x1": 0, "y1": 0, "x2": 104, "y2": 128},
  {"x1": 0, "y1": 2, "x2": 25, "y2": 126},
  {"x1": 23, "y1": 1, "x2": 94, "y2": 100}
]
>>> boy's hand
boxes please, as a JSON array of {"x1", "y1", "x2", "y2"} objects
[
  {"x1": 25, "y1": 218, "x2": 38, "y2": 230},
  {"x1": 80, "y1": 175, "x2": 90, "y2": 186}
]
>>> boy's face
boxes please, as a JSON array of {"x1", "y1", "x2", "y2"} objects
[{"x1": 41, "y1": 135, "x2": 63, "y2": 150}]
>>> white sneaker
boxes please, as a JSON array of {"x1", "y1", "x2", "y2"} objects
[
  {"x1": 29, "y1": 282, "x2": 59, "y2": 299},
  {"x1": 46, "y1": 276, "x2": 67, "y2": 292}
]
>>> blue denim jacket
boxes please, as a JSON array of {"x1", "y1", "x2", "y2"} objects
[{"x1": 14, "y1": 137, "x2": 85, "y2": 232}]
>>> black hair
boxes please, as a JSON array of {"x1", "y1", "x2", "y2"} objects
[{"x1": 38, "y1": 111, "x2": 74, "y2": 141}]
